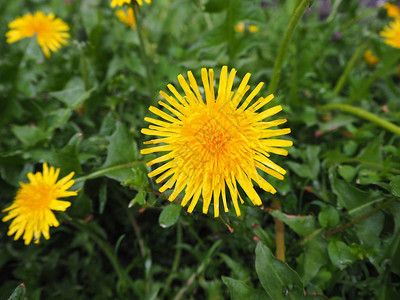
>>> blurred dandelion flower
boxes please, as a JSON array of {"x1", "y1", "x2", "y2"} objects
[
  {"x1": 364, "y1": 49, "x2": 379, "y2": 66},
  {"x1": 249, "y1": 25, "x2": 260, "y2": 33},
  {"x1": 2, "y1": 163, "x2": 77, "y2": 245},
  {"x1": 383, "y1": 3, "x2": 400, "y2": 19},
  {"x1": 141, "y1": 66, "x2": 292, "y2": 217},
  {"x1": 137, "y1": 0, "x2": 151, "y2": 5},
  {"x1": 380, "y1": 18, "x2": 400, "y2": 49},
  {"x1": 235, "y1": 22, "x2": 259, "y2": 34},
  {"x1": 116, "y1": 7, "x2": 136, "y2": 27},
  {"x1": 235, "y1": 22, "x2": 245, "y2": 33},
  {"x1": 111, "y1": 0, "x2": 131, "y2": 7},
  {"x1": 6, "y1": 11, "x2": 70, "y2": 58}
]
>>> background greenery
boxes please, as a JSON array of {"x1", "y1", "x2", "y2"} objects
[{"x1": 1, "y1": 0, "x2": 400, "y2": 299}]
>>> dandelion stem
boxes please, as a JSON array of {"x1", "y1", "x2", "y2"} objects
[
  {"x1": 325, "y1": 197, "x2": 397, "y2": 237},
  {"x1": 74, "y1": 161, "x2": 144, "y2": 183},
  {"x1": 268, "y1": 0, "x2": 311, "y2": 94},
  {"x1": 273, "y1": 198, "x2": 285, "y2": 262},
  {"x1": 333, "y1": 43, "x2": 366, "y2": 95},
  {"x1": 160, "y1": 221, "x2": 182, "y2": 299},
  {"x1": 132, "y1": 3, "x2": 155, "y2": 100},
  {"x1": 81, "y1": 47, "x2": 88, "y2": 90},
  {"x1": 122, "y1": 199, "x2": 147, "y2": 258},
  {"x1": 319, "y1": 103, "x2": 400, "y2": 136}
]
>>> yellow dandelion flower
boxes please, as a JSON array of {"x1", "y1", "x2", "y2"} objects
[
  {"x1": 141, "y1": 66, "x2": 293, "y2": 217},
  {"x1": 235, "y1": 22, "x2": 245, "y2": 33},
  {"x1": 383, "y1": 3, "x2": 400, "y2": 19},
  {"x1": 364, "y1": 49, "x2": 379, "y2": 67},
  {"x1": 380, "y1": 18, "x2": 400, "y2": 49},
  {"x1": 2, "y1": 163, "x2": 77, "y2": 245},
  {"x1": 249, "y1": 25, "x2": 260, "y2": 33},
  {"x1": 115, "y1": 7, "x2": 136, "y2": 27},
  {"x1": 111, "y1": 0, "x2": 131, "y2": 7},
  {"x1": 6, "y1": 11, "x2": 70, "y2": 58},
  {"x1": 137, "y1": 0, "x2": 151, "y2": 5}
]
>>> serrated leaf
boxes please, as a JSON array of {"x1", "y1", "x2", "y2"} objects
[
  {"x1": 270, "y1": 210, "x2": 317, "y2": 237},
  {"x1": 47, "y1": 134, "x2": 83, "y2": 175},
  {"x1": 222, "y1": 276, "x2": 271, "y2": 300},
  {"x1": 159, "y1": 204, "x2": 182, "y2": 228},
  {"x1": 50, "y1": 78, "x2": 95, "y2": 110},
  {"x1": 255, "y1": 243, "x2": 303, "y2": 300},
  {"x1": 330, "y1": 168, "x2": 384, "y2": 217}
]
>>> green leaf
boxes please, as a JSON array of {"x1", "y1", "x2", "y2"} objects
[
  {"x1": 330, "y1": 168, "x2": 384, "y2": 216},
  {"x1": 222, "y1": 276, "x2": 271, "y2": 300},
  {"x1": 50, "y1": 77, "x2": 95, "y2": 110},
  {"x1": 318, "y1": 206, "x2": 340, "y2": 228},
  {"x1": 68, "y1": 189, "x2": 93, "y2": 218},
  {"x1": 8, "y1": 284, "x2": 26, "y2": 300},
  {"x1": 390, "y1": 176, "x2": 400, "y2": 198},
  {"x1": 47, "y1": 134, "x2": 83, "y2": 175},
  {"x1": 255, "y1": 243, "x2": 303, "y2": 300},
  {"x1": 386, "y1": 202, "x2": 400, "y2": 275},
  {"x1": 129, "y1": 189, "x2": 146, "y2": 207},
  {"x1": 338, "y1": 165, "x2": 356, "y2": 181},
  {"x1": 159, "y1": 203, "x2": 182, "y2": 228},
  {"x1": 301, "y1": 237, "x2": 328, "y2": 284},
  {"x1": 270, "y1": 210, "x2": 317, "y2": 237},
  {"x1": 11, "y1": 124, "x2": 48, "y2": 146},
  {"x1": 102, "y1": 122, "x2": 139, "y2": 183},
  {"x1": 220, "y1": 253, "x2": 250, "y2": 281},
  {"x1": 204, "y1": 0, "x2": 227, "y2": 13},
  {"x1": 354, "y1": 211, "x2": 384, "y2": 248},
  {"x1": 327, "y1": 240, "x2": 357, "y2": 270},
  {"x1": 99, "y1": 181, "x2": 107, "y2": 214}
]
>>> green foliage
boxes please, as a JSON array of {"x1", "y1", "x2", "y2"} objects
[
  {"x1": 255, "y1": 243, "x2": 303, "y2": 299},
  {"x1": 1, "y1": 0, "x2": 400, "y2": 299}
]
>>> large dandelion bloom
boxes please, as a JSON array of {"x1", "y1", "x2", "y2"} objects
[
  {"x1": 141, "y1": 66, "x2": 292, "y2": 217},
  {"x1": 6, "y1": 11, "x2": 70, "y2": 58},
  {"x1": 380, "y1": 18, "x2": 400, "y2": 49},
  {"x1": 2, "y1": 163, "x2": 77, "y2": 245}
]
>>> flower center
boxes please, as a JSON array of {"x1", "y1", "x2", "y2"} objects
[{"x1": 20, "y1": 183, "x2": 55, "y2": 211}]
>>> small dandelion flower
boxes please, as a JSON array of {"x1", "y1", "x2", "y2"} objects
[
  {"x1": 249, "y1": 25, "x2": 260, "y2": 33},
  {"x1": 380, "y1": 18, "x2": 400, "y2": 49},
  {"x1": 111, "y1": 0, "x2": 131, "y2": 7},
  {"x1": 383, "y1": 3, "x2": 400, "y2": 19},
  {"x1": 6, "y1": 11, "x2": 70, "y2": 58},
  {"x1": 141, "y1": 66, "x2": 292, "y2": 217},
  {"x1": 364, "y1": 49, "x2": 379, "y2": 67},
  {"x1": 2, "y1": 163, "x2": 77, "y2": 245},
  {"x1": 116, "y1": 7, "x2": 136, "y2": 27}
]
